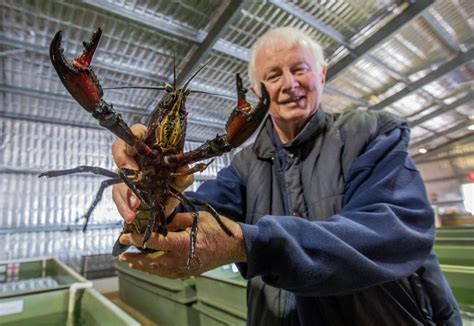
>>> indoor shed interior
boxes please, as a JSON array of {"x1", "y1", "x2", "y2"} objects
[{"x1": 0, "y1": 0, "x2": 473, "y2": 325}]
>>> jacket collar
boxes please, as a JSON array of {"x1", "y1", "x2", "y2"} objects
[{"x1": 252, "y1": 106, "x2": 326, "y2": 159}]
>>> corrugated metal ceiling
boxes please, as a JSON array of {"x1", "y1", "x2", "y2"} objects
[{"x1": 1, "y1": 0, "x2": 473, "y2": 160}]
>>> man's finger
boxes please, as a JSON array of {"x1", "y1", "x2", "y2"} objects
[
  {"x1": 112, "y1": 138, "x2": 138, "y2": 169},
  {"x1": 126, "y1": 124, "x2": 148, "y2": 156},
  {"x1": 120, "y1": 230, "x2": 189, "y2": 252},
  {"x1": 112, "y1": 184, "x2": 134, "y2": 222},
  {"x1": 163, "y1": 197, "x2": 181, "y2": 217},
  {"x1": 127, "y1": 188, "x2": 141, "y2": 210},
  {"x1": 167, "y1": 213, "x2": 194, "y2": 231},
  {"x1": 112, "y1": 124, "x2": 147, "y2": 168},
  {"x1": 119, "y1": 252, "x2": 153, "y2": 272},
  {"x1": 173, "y1": 165, "x2": 194, "y2": 191},
  {"x1": 112, "y1": 184, "x2": 138, "y2": 223},
  {"x1": 119, "y1": 252, "x2": 188, "y2": 277}
]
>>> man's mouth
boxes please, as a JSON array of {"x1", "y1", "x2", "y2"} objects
[{"x1": 279, "y1": 96, "x2": 305, "y2": 104}]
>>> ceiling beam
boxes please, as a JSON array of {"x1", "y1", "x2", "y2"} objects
[
  {"x1": 414, "y1": 146, "x2": 474, "y2": 164},
  {"x1": 81, "y1": 0, "x2": 202, "y2": 43},
  {"x1": 409, "y1": 92, "x2": 474, "y2": 127},
  {"x1": 368, "y1": 47, "x2": 474, "y2": 111},
  {"x1": 212, "y1": 39, "x2": 249, "y2": 61},
  {"x1": 81, "y1": 0, "x2": 249, "y2": 62},
  {"x1": 324, "y1": 87, "x2": 371, "y2": 106},
  {"x1": 268, "y1": 0, "x2": 349, "y2": 46},
  {"x1": 410, "y1": 120, "x2": 472, "y2": 149},
  {"x1": 176, "y1": 0, "x2": 244, "y2": 85},
  {"x1": 420, "y1": 11, "x2": 461, "y2": 53},
  {"x1": 363, "y1": 54, "x2": 409, "y2": 82},
  {"x1": 327, "y1": 0, "x2": 435, "y2": 81},
  {"x1": 413, "y1": 133, "x2": 474, "y2": 163}
]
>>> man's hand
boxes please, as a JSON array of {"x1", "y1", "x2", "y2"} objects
[
  {"x1": 118, "y1": 212, "x2": 247, "y2": 278},
  {"x1": 111, "y1": 123, "x2": 194, "y2": 223}
]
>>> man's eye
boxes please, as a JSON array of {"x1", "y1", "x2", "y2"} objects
[
  {"x1": 294, "y1": 67, "x2": 309, "y2": 75},
  {"x1": 266, "y1": 74, "x2": 280, "y2": 82}
]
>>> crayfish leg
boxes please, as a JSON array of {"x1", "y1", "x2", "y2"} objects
[
  {"x1": 117, "y1": 168, "x2": 159, "y2": 250},
  {"x1": 170, "y1": 160, "x2": 214, "y2": 177},
  {"x1": 186, "y1": 211, "x2": 200, "y2": 271},
  {"x1": 170, "y1": 190, "x2": 201, "y2": 271},
  {"x1": 80, "y1": 177, "x2": 122, "y2": 231},
  {"x1": 142, "y1": 208, "x2": 159, "y2": 249},
  {"x1": 39, "y1": 166, "x2": 121, "y2": 232},
  {"x1": 39, "y1": 165, "x2": 118, "y2": 179},
  {"x1": 187, "y1": 197, "x2": 234, "y2": 237},
  {"x1": 117, "y1": 169, "x2": 153, "y2": 208}
]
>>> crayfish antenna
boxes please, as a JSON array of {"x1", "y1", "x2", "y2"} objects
[
  {"x1": 102, "y1": 85, "x2": 167, "y2": 91},
  {"x1": 189, "y1": 90, "x2": 235, "y2": 101},
  {"x1": 173, "y1": 52, "x2": 177, "y2": 90},
  {"x1": 182, "y1": 59, "x2": 211, "y2": 90}
]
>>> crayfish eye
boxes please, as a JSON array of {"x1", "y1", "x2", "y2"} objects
[
  {"x1": 164, "y1": 83, "x2": 174, "y2": 93},
  {"x1": 185, "y1": 89, "x2": 191, "y2": 96}
]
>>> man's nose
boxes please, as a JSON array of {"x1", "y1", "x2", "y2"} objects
[{"x1": 281, "y1": 71, "x2": 298, "y2": 93}]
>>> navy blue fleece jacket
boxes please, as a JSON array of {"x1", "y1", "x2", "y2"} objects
[
  {"x1": 189, "y1": 128, "x2": 434, "y2": 296},
  {"x1": 186, "y1": 127, "x2": 435, "y2": 296}
]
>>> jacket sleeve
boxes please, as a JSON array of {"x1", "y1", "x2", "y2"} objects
[
  {"x1": 237, "y1": 127, "x2": 436, "y2": 296},
  {"x1": 184, "y1": 163, "x2": 246, "y2": 222}
]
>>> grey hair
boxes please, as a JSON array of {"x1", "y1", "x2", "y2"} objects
[{"x1": 248, "y1": 27, "x2": 327, "y2": 87}]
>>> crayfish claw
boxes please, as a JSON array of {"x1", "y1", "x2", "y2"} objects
[
  {"x1": 75, "y1": 28, "x2": 102, "y2": 68},
  {"x1": 225, "y1": 74, "x2": 270, "y2": 147},
  {"x1": 49, "y1": 28, "x2": 103, "y2": 113}
]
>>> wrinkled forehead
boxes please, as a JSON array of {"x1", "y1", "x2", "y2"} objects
[
  {"x1": 257, "y1": 38, "x2": 310, "y2": 56},
  {"x1": 254, "y1": 41, "x2": 316, "y2": 74}
]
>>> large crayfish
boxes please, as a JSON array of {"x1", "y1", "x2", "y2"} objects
[{"x1": 40, "y1": 28, "x2": 269, "y2": 269}]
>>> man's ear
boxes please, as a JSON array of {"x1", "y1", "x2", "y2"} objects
[{"x1": 321, "y1": 65, "x2": 327, "y2": 83}]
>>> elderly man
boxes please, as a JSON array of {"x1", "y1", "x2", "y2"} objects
[{"x1": 113, "y1": 27, "x2": 461, "y2": 325}]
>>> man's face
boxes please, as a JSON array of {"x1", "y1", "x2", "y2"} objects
[{"x1": 254, "y1": 41, "x2": 326, "y2": 126}]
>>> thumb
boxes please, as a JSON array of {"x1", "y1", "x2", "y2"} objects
[
  {"x1": 167, "y1": 212, "x2": 194, "y2": 231},
  {"x1": 173, "y1": 165, "x2": 194, "y2": 192}
]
